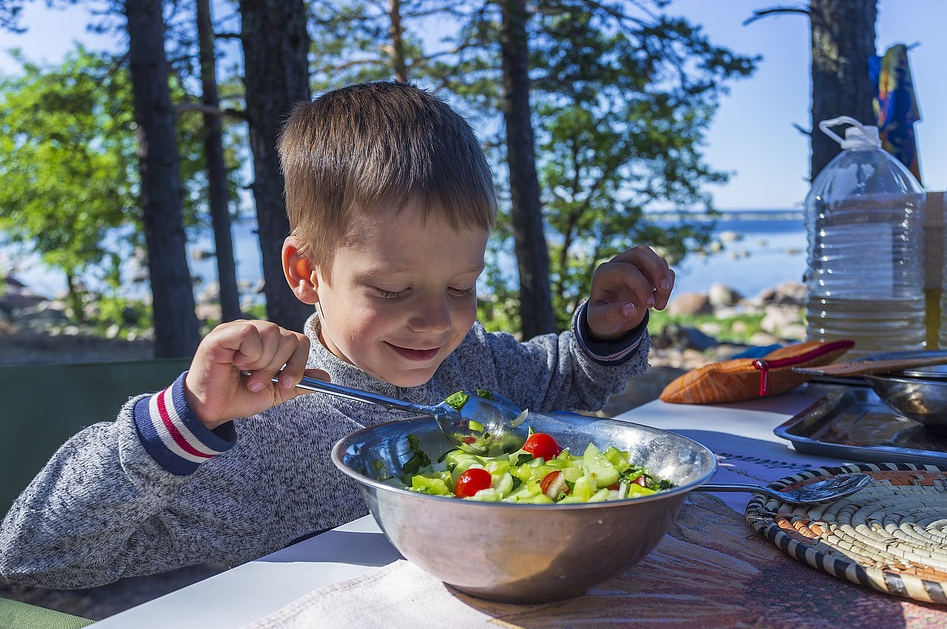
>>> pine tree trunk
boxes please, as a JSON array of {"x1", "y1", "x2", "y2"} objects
[
  {"x1": 197, "y1": 0, "x2": 242, "y2": 322},
  {"x1": 809, "y1": 0, "x2": 878, "y2": 180},
  {"x1": 125, "y1": 0, "x2": 201, "y2": 358},
  {"x1": 499, "y1": 0, "x2": 556, "y2": 338},
  {"x1": 389, "y1": 0, "x2": 407, "y2": 83},
  {"x1": 239, "y1": 0, "x2": 313, "y2": 331}
]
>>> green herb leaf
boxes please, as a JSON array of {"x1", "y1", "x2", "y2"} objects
[{"x1": 444, "y1": 391, "x2": 469, "y2": 410}]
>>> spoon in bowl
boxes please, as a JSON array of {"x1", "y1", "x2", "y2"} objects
[
  {"x1": 285, "y1": 376, "x2": 529, "y2": 456},
  {"x1": 693, "y1": 473, "x2": 872, "y2": 505}
]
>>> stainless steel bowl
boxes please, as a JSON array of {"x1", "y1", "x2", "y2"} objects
[
  {"x1": 861, "y1": 351, "x2": 947, "y2": 430},
  {"x1": 331, "y1": 412, "x2": 717, "y2": 603}
]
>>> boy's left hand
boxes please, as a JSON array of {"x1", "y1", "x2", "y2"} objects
[{"x1": 585, "y1": 245, "x2": 675, "y2": 341}]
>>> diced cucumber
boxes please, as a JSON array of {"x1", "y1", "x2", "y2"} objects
[
  {"x1": 441, "y1": 450, "x2": 483, "y2": 471},
  {"x1": 513, "y1": 464, "x2": 535, "y2": 483},
  {"x1": 603, "y1": 446, "x2": 632, "y2": 473},
  {"x1": 493, "y1": 471, "x2": 514, "y2": 497},
  {"x1": 410, "y1": 473, "x2": 451, "y2": 496},
  {"x1": 628, "y1": 484, "x2": 657, "y2": 497},
  {"x1": 587, "y1": 488, "x2": 611, "y2": 502},
  {"x1": 485, "y1": 459, "x2": 511, "y2": 477},
  {"x1": 571, "y1": 475, "x2": 598, "y2": 501},
  {"x1": 468, "y1": 487, "x2": 502, "y2": 502},
  {"x1": 581, "y1": 443, "x2": 620, "y2": 488},
  {"x1": 507, "y1": 480, "x2": 542, "y2": 502},
  {"x1": 562, "y1": 466, "x2": 583, "y2": 483}
]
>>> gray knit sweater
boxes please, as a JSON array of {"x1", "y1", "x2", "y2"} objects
[{"x1": 0, "y1": 307, "x2": 649, "y2": 588}]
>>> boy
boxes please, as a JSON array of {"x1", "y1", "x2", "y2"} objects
[{"x1": 0, "y1": 82, "x2": 673, "y2": 589}]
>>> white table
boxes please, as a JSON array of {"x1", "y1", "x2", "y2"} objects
[{"x1": 90, "y1": 388, "x2": 835, "y2": 628}]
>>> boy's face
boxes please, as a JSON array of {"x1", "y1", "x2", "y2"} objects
[{"x1": 311, "y1": 199, "x2": 488, "y2": 387}]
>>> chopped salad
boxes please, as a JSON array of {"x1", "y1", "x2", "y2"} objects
[{"x1": 393, "y1": 431, "x2": 674, "y2": 504}]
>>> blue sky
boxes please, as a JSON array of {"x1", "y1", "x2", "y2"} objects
[{"x1": 2, "y1": 0, "x2": 943, "y2": 211}]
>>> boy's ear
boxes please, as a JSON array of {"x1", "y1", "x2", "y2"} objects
[{"x1": 282, "y1": 236, "x2": 320, "y2": 304}]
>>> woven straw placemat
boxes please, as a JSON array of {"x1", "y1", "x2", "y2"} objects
[{"x1": 745, "y1": 462, "x2": 947, "y2": 605}]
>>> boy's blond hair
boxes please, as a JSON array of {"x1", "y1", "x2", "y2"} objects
[{"x1": 278, "y1": 81, "x2": 497, "y2": 274}]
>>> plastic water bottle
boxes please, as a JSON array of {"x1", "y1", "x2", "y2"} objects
[{"x1": 804, "y1": 116, "x2": 926, "y2": 359}]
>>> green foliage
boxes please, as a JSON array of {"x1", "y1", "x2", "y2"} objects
[
  {"x1": 410, "y1": 0, "x2": 758, "y2": 332},
  {"x1": 526, "y1": 1, "x2": 757, "y2": 329},
  {"x1": 0, "y1": 47, "x2": 138, "y2": 304},
  {"x1": 1, "y1": 2, "x2": 761, "y2": 341},
  {"x1": 83, "y1": 294, "x2": 153, "y2": 339},
  {"x1": 0, "y1": 43, "x2": 223, "y2": 328}
]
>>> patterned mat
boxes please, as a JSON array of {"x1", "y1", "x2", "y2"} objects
[{"x1": 745, "y1": 462, "x2": 947, "y2": 605}]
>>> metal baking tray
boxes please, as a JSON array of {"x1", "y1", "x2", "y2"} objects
[{"x1": 774, "y1": 386, "x2": 947, "y2": 465}]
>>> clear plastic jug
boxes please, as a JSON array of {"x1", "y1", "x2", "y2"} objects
[{"x1": 804, "y1": 116, "x2": 926, "y2": 359}]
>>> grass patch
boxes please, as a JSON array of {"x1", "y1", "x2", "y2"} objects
[{"x1": 649, "y1": 310, "x2": 768, "y2": 345}]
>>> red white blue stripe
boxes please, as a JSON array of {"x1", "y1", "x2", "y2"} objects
[{"x1": 134, "y1": 372, "x2": 236, "y2": 475}]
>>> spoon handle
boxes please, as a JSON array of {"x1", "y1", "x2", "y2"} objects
[
  {"x1": 693, "y1": 483, "x2": 781, "y2": 500},
  {"x1": 286, "y1": 376, "x2": 431, "y2": 415}
]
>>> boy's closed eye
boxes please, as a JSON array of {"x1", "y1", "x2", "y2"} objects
[
  {"x1": 372, "y1": 286, "x2": 409, "y2": 300},
  {"x1": 370, "y1": 285, "x2": 477, "y2": 300}
]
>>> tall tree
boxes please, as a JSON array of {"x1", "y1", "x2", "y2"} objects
[
  {"x1": 196, "y1": 0, "x2": 241, "y2": 322},
  {"x1": 498, "y1": 0, "x2": 556, "y2": 338},
  {"x1": 440, "y1": 0, "x2": 755, "y2": 330},
  {"x1": 125, "y1": 0, "x2": 201, "y2": 357},
  {"x1": 528, "y1": 1, "x2": 755, "y2": 326},
  {"x1": 809, "y1": 0, "x2": 877, "y2": 179},
  {"x1": 239, "y1": 0, "x2": 313, "y2": 331},
  {"x1": 747, "y1": 1, "x2": 878, "y2": 181}
]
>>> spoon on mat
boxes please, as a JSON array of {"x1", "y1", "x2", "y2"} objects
[
  {"x1": 693, "y1": 473, "x2": 872, "y2": 505},
  {"x1": 284, "y1": 376, "x2": 529, "y2": 456}
]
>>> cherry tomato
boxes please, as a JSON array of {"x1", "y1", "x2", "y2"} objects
[
  {"x1": 454, "y1": 468, "x2": 493, "y2": 498},
  {"x1": 521, "y1": 432, "x2": 562, "y2": 461}
]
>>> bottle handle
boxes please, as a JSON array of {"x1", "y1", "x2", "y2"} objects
[{"x1": 818, "y1": 116, "x2": 879, "y2": 147}]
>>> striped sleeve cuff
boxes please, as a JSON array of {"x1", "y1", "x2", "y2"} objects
[
  {"x1": 133, "y1": 372, "x2": 236, "y2": 475},
  {"x1": 573, "y1": 302, "x2": 648, "y2": 365}
]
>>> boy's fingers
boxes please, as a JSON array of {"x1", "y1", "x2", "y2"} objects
[
  {"x1": 596, "y1": 249, "x2": 675, "y2": 310},
  {"x1": 610, "y1": 246, "x2": 674, "y2": 293},
  {"x1": 590, "y1": 301, "x2": 639, "y2": 337},
  {"x1": 272, "y1": 339, "x2": 315, "y2": 392}
]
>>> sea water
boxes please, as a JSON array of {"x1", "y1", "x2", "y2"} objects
[{"x1": 2, "y1": 210, "x2": 809, "y2": 305}]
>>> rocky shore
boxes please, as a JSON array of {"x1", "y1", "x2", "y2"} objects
[{"x1": 0, "y1": 279, "x2": 807, "y2": 621}]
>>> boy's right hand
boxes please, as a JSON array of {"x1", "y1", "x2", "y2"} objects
[{"x1": 184, "y1": 319, "x2": 328, "y2": 430}]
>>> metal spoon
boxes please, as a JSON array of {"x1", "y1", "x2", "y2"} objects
[
  {"x1": 287, "y1": 376, "x2": 529, "y2": 456},
  {"x1": 693, "y1": 473, "x2": 872, "y2": 505}
]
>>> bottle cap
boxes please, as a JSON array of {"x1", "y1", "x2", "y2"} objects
[
  {"x1": 818, "y1": 116, "x2": 883, "y2": 149},
  {"x1": 840, "y1": 124, "x2": 881, "y2": 149}
]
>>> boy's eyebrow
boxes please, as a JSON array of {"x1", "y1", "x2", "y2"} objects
[{"x1": 357, "y1": 263, "x2": 486, "y2": 278}]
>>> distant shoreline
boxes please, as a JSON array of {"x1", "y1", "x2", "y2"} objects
[{"x1": 647, "y1": 208, "x2": 804, "y2": 222}]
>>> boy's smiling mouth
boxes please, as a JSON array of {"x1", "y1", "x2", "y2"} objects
[{"x1": 386, "y1": 342, "x2": 441, "y2": 362}]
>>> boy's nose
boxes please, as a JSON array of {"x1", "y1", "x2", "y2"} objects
[{"x1": 408, "y1": 296, "x2": 452, "y2": 334}]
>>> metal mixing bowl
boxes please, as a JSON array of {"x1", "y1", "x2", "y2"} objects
[
  {"x1": 860, "y1": 351, "x2": 947, "y2": 430},
  {"x1": 864, "y1": 366, "x2": 947, "y2": 430},
  {"x1": 331, "y1": 412, "x2": 717, "y2": 603}
]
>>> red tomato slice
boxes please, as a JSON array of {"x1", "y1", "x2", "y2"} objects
[
  {"x1": 540, "y1": 470, "x2": 568, "y2": 499},
  {"x1": 522, "y1": 432, "x2": 562, "y2": 461},
  {"x1": 454, "y1": 468, "x2": 492, "y2": 498}
]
